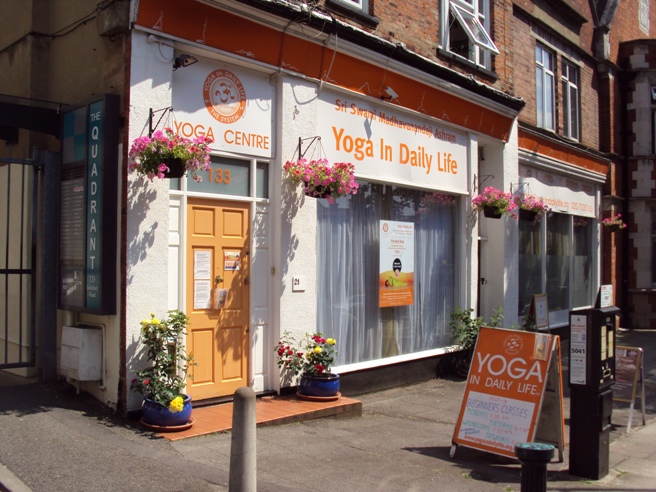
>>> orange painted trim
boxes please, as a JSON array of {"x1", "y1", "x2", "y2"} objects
[
  {"x1": 518, "y1": 129, "x2": 609, "y2": 175},
  {"x1": 136, "y1": 0, "x2": 514, "y2": 142}
]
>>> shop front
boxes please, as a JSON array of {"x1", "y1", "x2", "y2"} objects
[
  {"x1": 517, "y1": 129, "x2": 609, "y2": 330},
  {"x1": 126, "y1": 0, "x2": 523, "y2": 409}
]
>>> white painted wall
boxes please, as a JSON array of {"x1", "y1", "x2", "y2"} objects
[
  {"x1": 273, "y1": 76, "x2": 323, "y2": 389},
  {"x1": 125, "y1": 32, "x2": 176, "y2": 411},
  {"x1": 477, "y1": 121, "x2": 519, "y2": 327}
]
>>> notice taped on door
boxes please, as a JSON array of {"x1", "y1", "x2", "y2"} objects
[{"x1": 450, "y1": 327, "x2": 564, "y2": 460}]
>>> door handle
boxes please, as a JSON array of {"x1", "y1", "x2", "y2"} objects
[
  {"x1": 244, "y1": 275, "x2": 249, "y2": 285},
  {"x1": 215, "y1": 275, "x2": 224, "y2": 284}
]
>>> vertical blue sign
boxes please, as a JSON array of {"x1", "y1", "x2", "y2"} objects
[{"x1": 86, "y1": 101, "x2": 103, "y2": 309}]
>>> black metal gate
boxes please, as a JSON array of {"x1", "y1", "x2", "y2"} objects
[{"x1": 0, "y1": 150, "x2": 59, "y2": 375}]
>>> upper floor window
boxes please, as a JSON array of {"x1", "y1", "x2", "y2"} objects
[
  {"x1": 332, "y1": 0, "x2": 368, "y2": 14},
  {"x1": 441, "y1": 0, "x2": 498, "y2": 69},
  {"x1": 652, "y1": 109, "x2": 656, "y2": 155},
  {"x1": 562, "y1": 60, "x2": 580, "y2": 140},
  {"x1": 652, "y1": 207, "x2": 656, "y2": 286},
  {"x1": 536, "y1": 44, "x2": 555, "y2": 131}
]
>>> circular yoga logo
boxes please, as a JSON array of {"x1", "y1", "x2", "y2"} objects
[
  {"x1": 203, "y1": 69, "x2": 246, "y2": 124},
  {"x1": 503, "y1": 334, "x2": 524, "y2": 355}
]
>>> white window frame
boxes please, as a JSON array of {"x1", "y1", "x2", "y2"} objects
[
  {"x1": 536, "y1": 44, "x2": 556, "y2": 131},
  {"x1": 561, "y1": 60, "x2": 580, "y2": 141},
  {"x1": 440, "y1": 0, "x2": 497, "y2": 69},
  {"x1": 333, "y1": 0, "x2": 368, "y2": 14}
]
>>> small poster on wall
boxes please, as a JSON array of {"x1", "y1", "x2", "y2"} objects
[{"x1": 379, "y1": 220, "x2": 414, "y2": 307}]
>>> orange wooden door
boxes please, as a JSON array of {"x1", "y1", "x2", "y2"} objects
[{"x1": 186, "y1": 198, "x2": 250, "y2": 400}]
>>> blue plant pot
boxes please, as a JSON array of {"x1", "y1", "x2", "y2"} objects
[
  {"x1": 299, "y1": 374, "x2": 340, "y2": 397},
  {"x1": 142, "y1": 394, "x2": 192, "y2": 427}
]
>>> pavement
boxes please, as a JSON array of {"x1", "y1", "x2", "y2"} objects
[{"x1": 0, "y1": 328, "x2": 655, "y2": 492}]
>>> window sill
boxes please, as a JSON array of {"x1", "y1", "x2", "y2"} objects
[
  {"x1": 436, "y1": 47, "x2": 498, "y2": 81},
  {"x1": 325, "y1": 0, "x2": 380, "y2": 29}
]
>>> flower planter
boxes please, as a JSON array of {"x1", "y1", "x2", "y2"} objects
[
  {"x1": 519, "y1": 209, "x2": 538, "y2": 222},
  {"x1": 482, "y1": 206, "x2": 503, "y2": 219},
  {"x1": 142, "y1": 394, "x2": 193, "y2": 428},
  {"x1": 164, "y1": 158, "x2": 186, "y2": 179},
  {"x1": 306, "y1": 185, "x2": 332, "y2": 199},
  {"x1": 299, "y1": 374, "x2": 340, "y2": 398},
  {"x1": 605, "y1": 224, "x2": 622, "y2": 232}
]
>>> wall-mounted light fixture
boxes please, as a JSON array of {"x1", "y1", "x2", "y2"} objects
[
  {"x1": 381, "y1": 86, "x2": 398, "y2": 101},
  {"x1": 173, "y1": 54, "x2": 198, "y2": 71},
  {"x1": 651, "y1": 86, "x2": 656, "y2": 102}
]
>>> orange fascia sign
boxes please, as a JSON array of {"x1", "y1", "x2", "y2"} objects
[{"x1": 452, "y1": 327, "x2": 560, "y2": 459}]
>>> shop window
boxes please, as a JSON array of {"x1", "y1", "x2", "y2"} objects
[
  {"x1": 561, "y1": 60, "x2": 580, "y2": 141},
  {"x1": 317, "y1": 184, "x2": 457, "y2": 365},
  {"x1": 518, "y1": 219, "x2": 542, "y2": 317},
  {"x1": 546, "y1": 213, "x2": 569, "y2": 311},
  {"x1": 572, "y1": 216, "x2": 592, "y2": 307},
  {"x1": 652, "y1": 109, "x2": 656, "y2": 155},
  {"x1": 652, "y1": 208, "x2": 656, "y2": 286},
  {"x1": 536, "y1": 44, "x2": 555, "y2": 131},
  {"x1": 256, "y1": 161, "x2": 269, "y2": 199},
  {"x1": 172, "y1": 156, "x2": 269, "y2": 198},
  {"x1": 441, "y1": 0, "x2": 498, "y2": 69},
  {"x1": 518, "y1": 214, "x2": 593, "y2": 317}
]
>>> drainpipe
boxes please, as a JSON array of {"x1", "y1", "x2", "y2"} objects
[{"x1": 618, "y1": 66, "x2": 633, "y2": 327}]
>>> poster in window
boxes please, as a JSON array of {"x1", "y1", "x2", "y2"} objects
[
  {"x1": 379, "y1": 220, "x2": 414, "y2": 307},
  {"x1": 224, "y1": 251, "x2": 241, "y2": 271},
  {"x1": 194, "y1": 250, "x2": 212, "y2": 309}
]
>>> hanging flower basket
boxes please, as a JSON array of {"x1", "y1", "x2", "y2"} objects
[
  {"x1": 284, "y1": 158, "x2": 359, "y2": 204},
  {"x1": 602, "y1": 214, "x2": 627, "y2": 232},
  {"x1": 518, "y1": 208, "x2": 538, "y2": 222},
  {"x1": 308, "y1": 184, "x2": 332, "y2": 200},
  {"x1": 472, "y1": 187, "x2": 517, "y2": 219},
  {"x1": 128, "y1": 128, "x2": 213, "y2": 181},
  {"x1": 515, "y1": 194, "x2": 550, "y2": 224},
  {"x1": 483, "y1": 206, "x2": 503, "y2": 219},
  {"x1": 164, "y1": 158, "x2": 187, "y2": 179}
]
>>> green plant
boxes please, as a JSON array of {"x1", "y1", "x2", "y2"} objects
[
  {"x1": 522, "y1": 312, "x2": 537, "y2": 332},
  {"x1": 128, "y1": 128, "x2": 213, "y2": 181},
  {"x1": 275, "y1": 331, "x2": 338, "y2": 378},
  {"x1": 130, "y1": 310, "x2": 196, "y2": 411},
  {"x1": 450, "y1": 307, "x2": 504, "y2": 373}
]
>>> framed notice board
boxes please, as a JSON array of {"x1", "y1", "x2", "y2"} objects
[
  {"x1": 450, "y1": 327, "x2": 564, "y2": 460},
  {"x1": 613, "y1": 345, "x2": 646, "y2": 432},
  {"x1": 532, "y1": 294, "x2": 549, "y2": 330}
]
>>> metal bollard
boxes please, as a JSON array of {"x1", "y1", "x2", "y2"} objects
[
  {"x1": 514, "y1": 442, "x2": 555, "y2": 492},
  {"x1": 229, "y1": 386, "x2": 257, "y2": 492}
]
